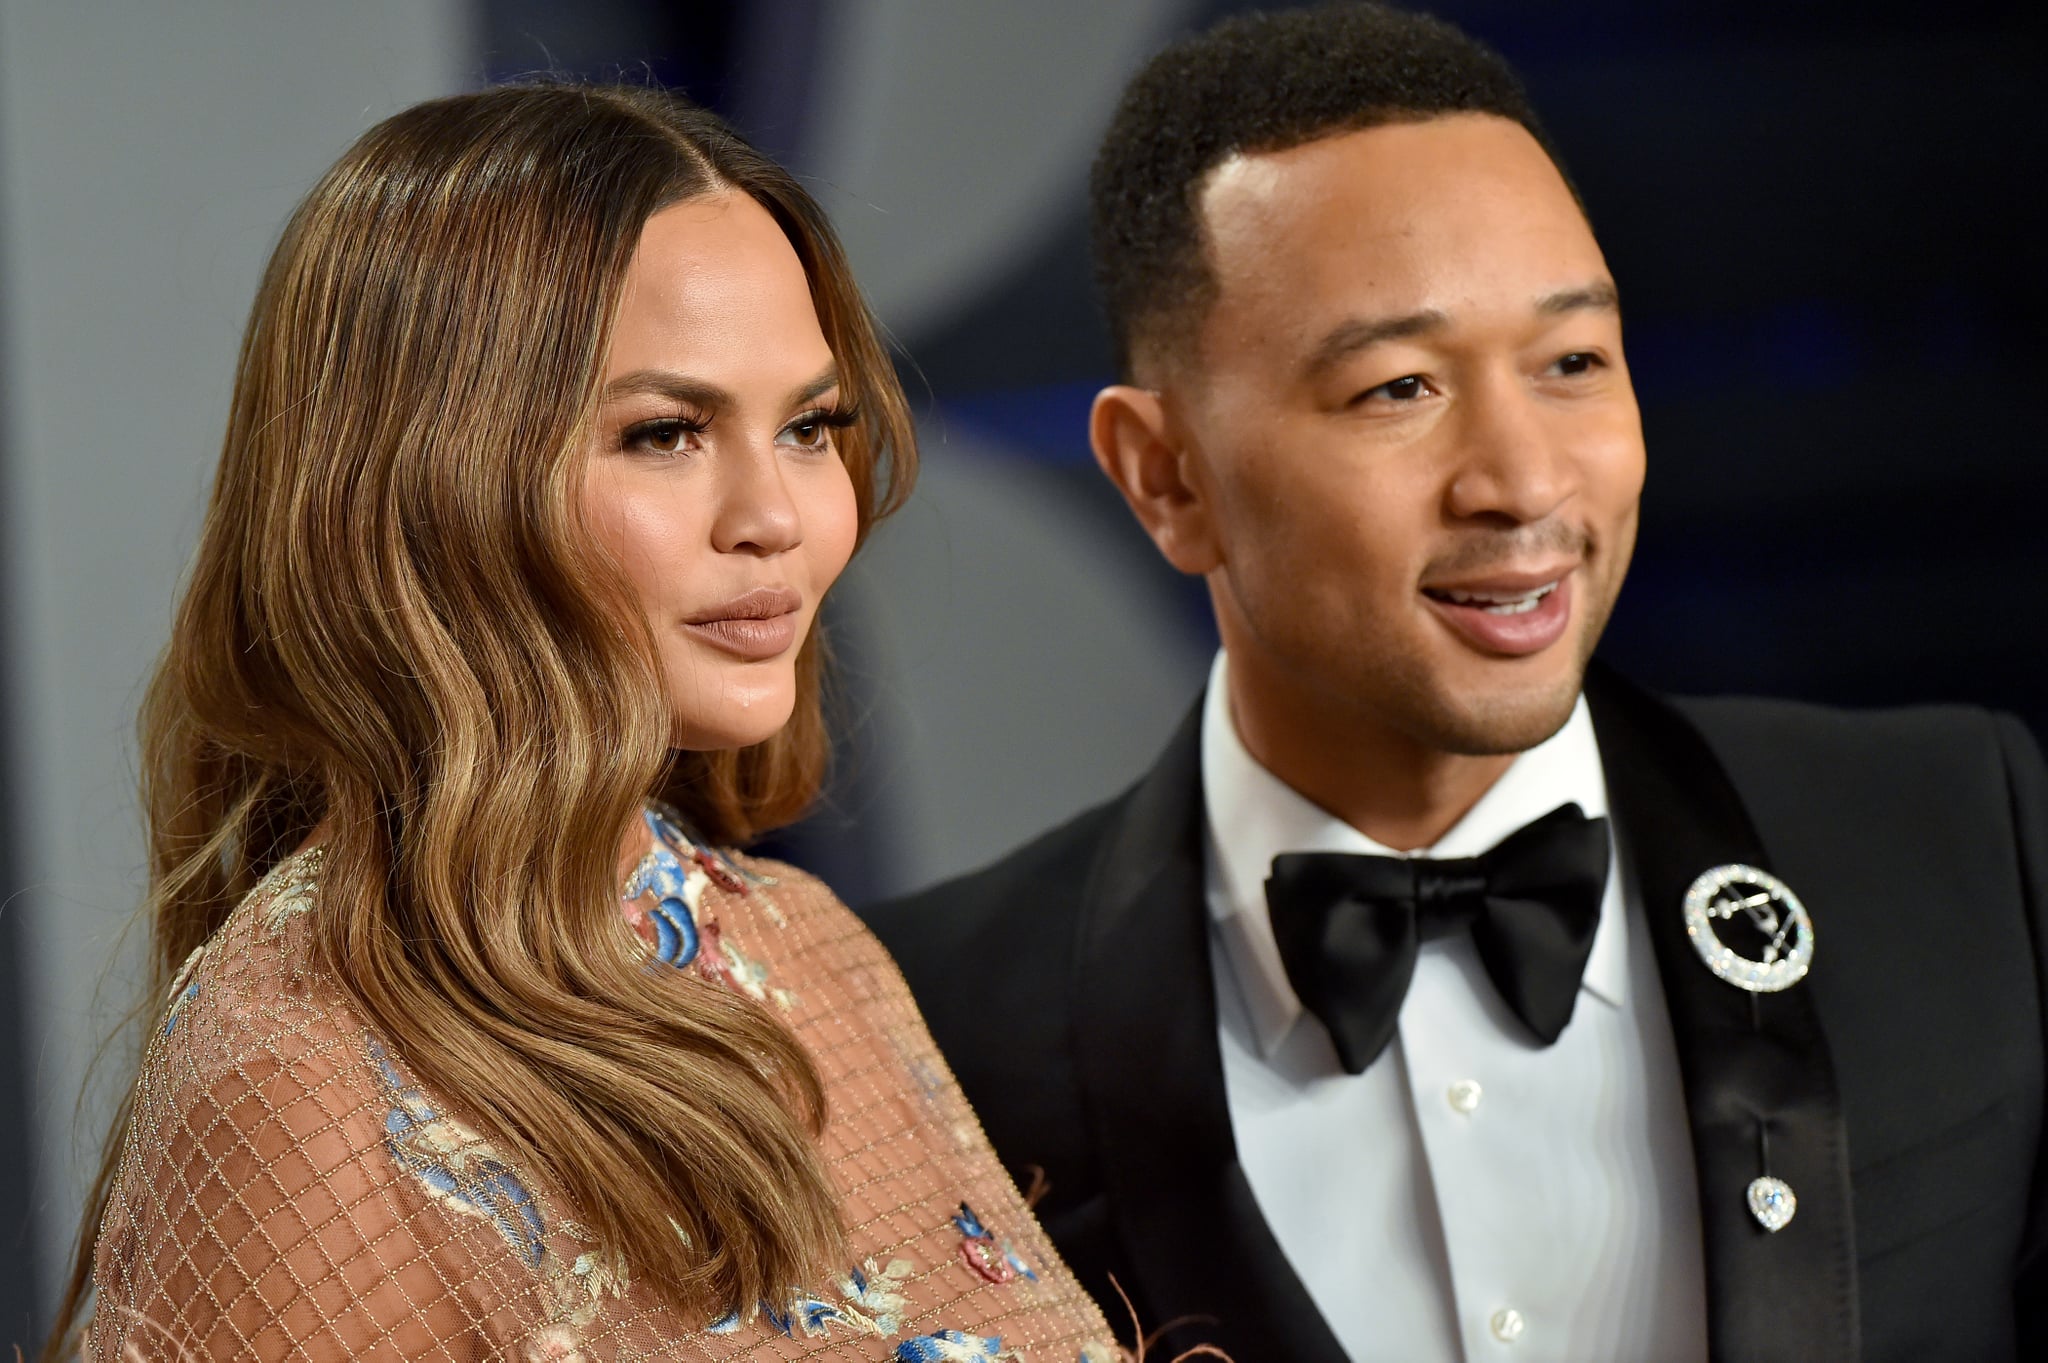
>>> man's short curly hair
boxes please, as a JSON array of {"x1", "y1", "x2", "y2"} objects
[{"x1": 1089, "y1": 2, "x2": 1561, "y2": 380}]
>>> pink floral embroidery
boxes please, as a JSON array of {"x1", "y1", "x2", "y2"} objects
[{"x1": 953, "y1": 1203, "x2": 1037, "y2": 1284}]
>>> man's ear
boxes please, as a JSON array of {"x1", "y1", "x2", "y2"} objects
[{"x1": 1089, "y1": 384, "x2": 1223, "y2": 576}]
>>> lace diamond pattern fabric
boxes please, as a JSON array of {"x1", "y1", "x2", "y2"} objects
[{"x1": 88, "y1": 812, "x2": 1117, "y2": 1361}]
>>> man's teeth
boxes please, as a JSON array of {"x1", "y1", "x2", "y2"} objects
[{"x1": 1436, "y1": 583, "x2": 1557, "y2": 615}]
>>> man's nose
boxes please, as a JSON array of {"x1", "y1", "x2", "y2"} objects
[{"x1": 1443, "y1": 373, "x2": 1575, "y2": 526}]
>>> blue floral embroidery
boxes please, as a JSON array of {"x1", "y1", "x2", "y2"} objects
[
  {"x1": 623, "y1": 809, "x2": 706, "y2": 968},
  {"x1": 895, "y1": 1331, "x2": 1006, "y2": 1362},
  {"x1": 622, "y1": 806, "x2": 796, "y2": 1010},
  {"x1": 370, "y1": 1039, "x2": 546, "y2": 1268},
  {"x1": 798, "y1": 1295, "x2": 853, "y2": 1334},
  {"x1": 757, "y1": 1300, "x2": 795, "y2": 1336},
  {"x1": 646, "y1": 896, "x2": 699, "y2": 965},
  {"x1": 838, "y1": 1258, "x2": 914, "y2": 1335},
  {"x1": 645, "y1": 803, "x2": 772, "y2": 894},
  {"x1": 706, "y1": 1257, "x2": 915, "y2": 1341},
  {"x1": 163, "y1": 979, "x2": 200, "y2": 1036},
  {"x1": 160, "y1": 944, "x2": 207, "y2": 1037},
  {"x1": 954, "y1": 1202, "x2": 1037, "y2": 1283},
  {"x1": 255, "y1": 846, "x2": 326, "y2": 938}
]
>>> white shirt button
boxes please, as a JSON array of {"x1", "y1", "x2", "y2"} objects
[
  {"x1": 1447, "y1": 1078, "x2": 1483, "y2": 1114},
  {"x1": 1490, "y1": 1307, "x2": 1526, "y2": 1344}
]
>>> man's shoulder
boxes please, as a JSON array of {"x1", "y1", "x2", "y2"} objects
[
  {"x1": 1679, "y1": 689, "x2": 2009, "y2": 748},
  {"x1": 1672, "y1": 690, "x2": 2036, "y2": 798},
  {"x1": 1660, "y1": 690, "x2": 2043, "y2": 903}
]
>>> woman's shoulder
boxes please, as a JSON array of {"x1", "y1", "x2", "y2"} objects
[
  {"x1": 721, "y1": 848, "x2": 903, "y2": 980},
  {"x1": 117, "y1": 846, "x2": 443, "y2": 1257},
  {"x1": 145, "y1": 847, "x2": 345, "y2": 1079},
  {"x1": 97, "y1": 849, "x2": 612, "y2": 1357},
  {"x1": 126, "y1": 848, "x2": 417, "y2": 1196}
]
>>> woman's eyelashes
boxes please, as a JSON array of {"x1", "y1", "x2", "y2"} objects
[
  {"x1": 621, "y1": 410, "x2": 709, "y2": 456},
  {"x1": 778, "y1": 402, "x2": 860, "y2": 451},
  {"x1": 619, "y1": 402, "x2": 860, "y2": 459}
]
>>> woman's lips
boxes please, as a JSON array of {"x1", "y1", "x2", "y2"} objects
[
  {"x1": 1420, "y1": 571, "x2": 1575, "y2": 656},
  {"x1": 681, "y1": 587, "x2": 803, "y2": 660}
]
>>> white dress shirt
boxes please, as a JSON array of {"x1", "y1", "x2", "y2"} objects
[{"x1": 1201, "y1": 650, "x2": 1707, "y2": 1362}]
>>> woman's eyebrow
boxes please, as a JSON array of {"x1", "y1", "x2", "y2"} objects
[
  {"x1": 788, "y1": 365, "x2": 841, "y2": 408},
  {"x1": 601, "y1": 370, "x2": 732, "y2": 409},
  {"x1": 600, "y1": 364, "x2": 841, "y2": 409}
]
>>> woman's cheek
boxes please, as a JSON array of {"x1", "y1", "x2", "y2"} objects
[{"x1": 806, "y1": 459, "x2": 861, "y2": 593}]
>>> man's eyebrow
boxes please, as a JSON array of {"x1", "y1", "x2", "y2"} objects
[
  {"x1": 600, "y1": 364, "x2": 841, "y2": 410},
  {"x1": 1301, "y1": 282, "x2": 1622, "y2": 381},
  {"x1": 1302, "y1": 309, "x2": 1449, "y2": 381},
  {"x1": 1537, "y1": 280, "x2": 1621, "y2": 316}
]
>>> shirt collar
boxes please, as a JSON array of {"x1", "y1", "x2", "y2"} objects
[{"x1": 1200, "y1": 649, "x2": 1629, "y2": 1060}]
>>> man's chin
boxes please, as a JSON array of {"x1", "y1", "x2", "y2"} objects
[{"x1": 1413, "y1": 660, "x2": 1587, "y2": 757}]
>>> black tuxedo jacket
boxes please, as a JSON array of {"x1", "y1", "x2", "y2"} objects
[{"x1": 864, "y1": 665, "x2": 2048, "y2": 1362}]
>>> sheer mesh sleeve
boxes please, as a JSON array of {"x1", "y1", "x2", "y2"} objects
[
  {"x1": 91, "y1": 1039, "x2": 496, "y2": 1360},
  {"x1": 82, "y1": 848, "x2": 543, "y2": 1360}
]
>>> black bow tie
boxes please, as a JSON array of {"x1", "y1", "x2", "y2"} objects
[{"x1": 1263, "y1": 803, "x2": 1611, "y2": 1074}]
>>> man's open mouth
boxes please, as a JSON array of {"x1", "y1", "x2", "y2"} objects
[{"x1": 1421, "y1": 582, "x2": 1560, "y2": 616}]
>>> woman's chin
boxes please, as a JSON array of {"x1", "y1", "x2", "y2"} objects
[{"x1": 670, "y1": 690, "x2": 797, "y2": 753}]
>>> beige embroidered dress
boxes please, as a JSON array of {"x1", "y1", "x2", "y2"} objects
[{"x1": 88, "y1": 806, "x2": 1118, "y2": 1361}]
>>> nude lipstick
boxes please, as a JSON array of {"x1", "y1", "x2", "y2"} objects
[{"x1": 681, "y1": 586, "x2": 803, "y2": 660}]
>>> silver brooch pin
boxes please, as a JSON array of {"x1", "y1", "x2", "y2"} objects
[
  {"x1": 1683, "y1": 863, "x2": 1813, "y2": 993},
  {"x1": 1747, "y1": 1175, "x2": 1797, "y2": 1232}
]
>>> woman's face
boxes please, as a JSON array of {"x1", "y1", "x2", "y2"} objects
[{"x1": 583, "y1": 192, "x2": 859, "y2": 751}]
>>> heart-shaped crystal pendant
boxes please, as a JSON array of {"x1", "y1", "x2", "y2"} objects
[{"x1": 1747, "y1": 1176, "x2": 1797, "y2": 1232}]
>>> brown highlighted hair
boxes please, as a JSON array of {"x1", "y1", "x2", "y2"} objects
[{"x1": 49, "y1": 82, "x2": 915, "y2": 1349}]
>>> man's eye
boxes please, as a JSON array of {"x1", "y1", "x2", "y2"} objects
[
  {"x1": 1553, "y1": 352, "x2": 1603, "y2": 376},
  {"x1": 1368, "y1": 375, "x2": 1428, "y2": 402}
]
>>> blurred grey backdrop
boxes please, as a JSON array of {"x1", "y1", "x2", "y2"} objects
[{"x1": 1, "y1": 0, "x2": 2041, "y2": 1344}]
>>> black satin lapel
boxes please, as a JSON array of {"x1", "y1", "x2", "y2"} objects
[
  {"x1": 1587, "y1": 662, "x2": 1860, "y2": 1362},
  {"x1": 1071, "y1": 699, "x2": 1348, "y2": 1363}
]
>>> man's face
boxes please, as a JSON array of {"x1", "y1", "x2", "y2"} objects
[{"x1": 1173, "y1": 113, "x2": 1644, "y2": 756}]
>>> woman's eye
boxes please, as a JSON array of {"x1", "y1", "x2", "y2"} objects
[
  {"x1": 779, "y1": 406, "x2": 855, "y2": 451},
  {"x1": 625, "y1": 418, "x2": 699, "y2": 455}
]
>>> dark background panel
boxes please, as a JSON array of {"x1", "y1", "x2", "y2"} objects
[
  {"x1": 480, "y1": 0, "x2": 830, "y2": 164},
  {"x1": 0, "y1": 809, "x2": 36, "y2": 1363}
]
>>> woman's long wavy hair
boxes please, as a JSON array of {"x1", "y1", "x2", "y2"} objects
[{"x1": 48, "y1": 82, "x2": 915, "y2": 1350}]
